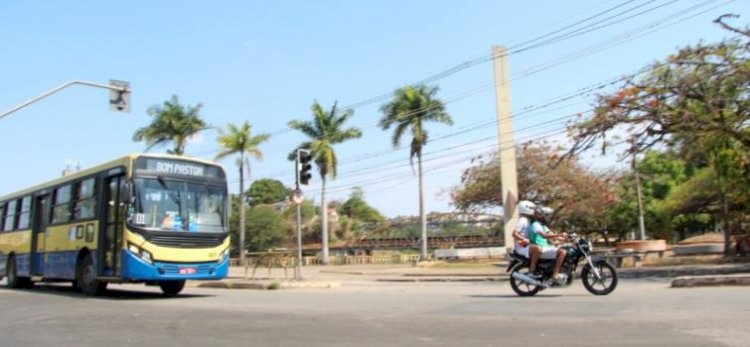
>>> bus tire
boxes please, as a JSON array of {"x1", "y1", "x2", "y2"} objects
[
  {"x1": 6, "y1": 255, "x2": 32, "y2": 289},
  {"x1": 76, "y1": 253, "x2": 107, "y2": 296},
  {"x1": 159, "y1": 280, "x2": 186, "y2": 296}
]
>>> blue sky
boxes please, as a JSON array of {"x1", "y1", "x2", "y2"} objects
[{"x1": 1, "y1": 0, "x2": 747, "y2": 217}]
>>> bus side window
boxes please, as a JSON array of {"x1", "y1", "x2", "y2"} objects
[
  {"x1": 0, "y1": 203, "x2": 5, "y2": 231},
  {"x1": 17, "y1": 196, "x2": 31, "y2": 230},
  {"x1": 51, "y1": 185, "x2": 73, "y2": 224},
  {"x1": 74, "y1": 178, "x2": 97, "y2": 220},
  {"x1": 3, "y1": 200, "x2": 17, "y2": 232}
]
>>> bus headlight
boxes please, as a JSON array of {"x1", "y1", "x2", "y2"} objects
[
  {"x1": 140, "y1": 250, "x2": 153, "y2": 264},
  {"x1": 128, "y1": 243, "x2": 154, "y2": 264},
  {"x1": 218, "y1": 249, "x2": 230, "y2": 263}
]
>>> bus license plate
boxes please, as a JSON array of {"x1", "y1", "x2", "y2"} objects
[{"x1": 179, "y1": 267, "x2": 197, "y2": 275}]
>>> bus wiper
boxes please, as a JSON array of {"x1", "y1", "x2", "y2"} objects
[{"x1": 157, "y1": 175, "x2": 169, "y2": 190}]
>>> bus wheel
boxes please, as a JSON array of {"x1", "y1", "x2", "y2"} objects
[
  {"x1": 159, "y1": 280, "x2": 186, "y2": 296},
  {"x1": 6, "y1": 255, "x2": 32, "y2": 289},
  {"x1": 76, "y1": 254, "x2": 107, "y2": 296}
]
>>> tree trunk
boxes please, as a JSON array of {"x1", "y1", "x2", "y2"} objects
[
  {"x1": 239, "y1": 153, "x2": 246, "y2": 266},
  {"x1": 321, "y1": 175, "x2": 329, "y2": 264},
  {"x1": 722, "y1": 192, "x2": 732, "y2": 257},
  {"x1": 418, "y1": 152, "x2": 427, "y2": 261}
]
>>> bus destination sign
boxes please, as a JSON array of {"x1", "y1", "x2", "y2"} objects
[
  {"x1": 135, "y1": 157, "x2": 225, "y2": 179},
  {"x1": 155, "y1": 161, "x2": 204, "y2": 176}
]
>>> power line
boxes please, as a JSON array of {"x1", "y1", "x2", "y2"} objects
[
  {"x1": 246, "y1": 66, "x2": 641, "y2": 181},
  {"x1": 320, "y1": 127, "x2": 571, "y2": 197},
  {"x1": 222, "y1": 0, "x2": 732, "y2": 194},
  {"x1": 320, "y1": 0, "x2": 735, "y2": 195},
  {"x1": 340, "y1": 0, "x2": 662, "y2": 111},
  {"x1": 193, "y1": 0, "x2": 723, "y2": 161},
  {"x1": 189, "y1": 0, "x2": 686, "y2": 159},
  {"x1": 228, "y1": 113, "x2": 575, "y2": 192}
]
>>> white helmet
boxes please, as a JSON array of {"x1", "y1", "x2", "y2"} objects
[{"x1": 517, "y1": 200, "x2": 536, "y2": 217}]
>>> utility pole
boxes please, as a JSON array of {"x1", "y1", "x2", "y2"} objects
[
  {"x1": 631, "y1": 144, "x2": 647, "y2": 240},
  {"x1": 1, "y1": 80, "x2": 131, "y2": 119},
  {"x1": 492, "y1": 45, "x2": 519, "y2": 251}
]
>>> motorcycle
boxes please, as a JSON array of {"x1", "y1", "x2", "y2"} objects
[{"x1": 507, "y1": 234, "x2": 618, "y2": 296}]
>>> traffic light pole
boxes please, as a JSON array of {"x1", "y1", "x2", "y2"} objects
[
  {"x1": 295, "y1": 197, "x2": 303, "y2": 280},
  {"x1": 0, "y1": 80, "x2": 131, "y2": 119},
  {"x1": 293, "y1": 148, "x2": 311, "y2": 280}
]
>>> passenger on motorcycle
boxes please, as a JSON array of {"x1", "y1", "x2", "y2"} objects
[
  {"x1": 510, "y1": 200, "x2": 536, "y2": 258},
  {"x1": 511, "y1": 201, "x2": 547, "y2": 280},
  {"x1": 528, "y1": 206, "x2": 568, "y2": 284}
]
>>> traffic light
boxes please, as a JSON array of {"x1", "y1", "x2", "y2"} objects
[{"x1": 297, "y1": 149, "x2": 312, "y2": 186}]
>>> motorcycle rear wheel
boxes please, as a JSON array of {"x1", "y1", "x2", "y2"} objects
[
  {"x1": 581, "y1": 261, "x2": 618, "y2": 295},
  {"x1": 509, "y1": 264, "x2": 542, "y2": 297}
]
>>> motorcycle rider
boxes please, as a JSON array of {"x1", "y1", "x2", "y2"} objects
[{"x1": 528, "y1": 206, "x2": 568, "y2": 284}]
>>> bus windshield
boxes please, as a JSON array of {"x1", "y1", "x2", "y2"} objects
[{"x1": 130, "y1": 177, "x2": 227, "y2": 233}]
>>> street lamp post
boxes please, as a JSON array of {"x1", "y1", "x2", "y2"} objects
[{"x1": 1, "y1": 80, "x2": 131, "y2": 120}]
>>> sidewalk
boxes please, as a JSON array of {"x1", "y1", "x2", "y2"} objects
[{"x1": 190, "y1": 261, "x2": 750, "y2": 290}]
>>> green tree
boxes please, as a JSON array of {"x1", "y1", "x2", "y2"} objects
[
  {"x1": 215, "y1": 121, "x2": 270, "y2": 264},
  {"x1": 565, "y1": 17, "x2": 750, "y2": 253},
  {"x1": 380, "y1": 84, "x2": 453, "y2": 260},
  {"x1": 338, "y1": 187, "x2": 386, "y2": 241},
  {"x1": 339, "y1": 187, "x2": 385, "y2": 224},
  {"x1": 229, "y1": 203, "x2": 289, "y2": 253},
  {"x1": 288, "y1": 101, "x2": 362, "y2": 264},
  {"x1": 133, "y1": 95, "x2": 207, "y2": 155},
  {"x1": 246, "y1": 205, "x2": 289, "y2": 252},
  {"x1": 247, "y1": 178, "x2": 291, "y2": 207}
]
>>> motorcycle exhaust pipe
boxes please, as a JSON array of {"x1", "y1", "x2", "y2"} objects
[{"x1": 511, "y1": 272, "x2": 545, "y2": 287}]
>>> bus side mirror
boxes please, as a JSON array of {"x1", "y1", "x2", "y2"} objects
[{"x1": 121, "y1": 181, "x2": 134, "y2": 204}]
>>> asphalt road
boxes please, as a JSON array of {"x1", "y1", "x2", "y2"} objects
[{"x1": 0, "y1": 278, "x2": 747, "y2": 347}]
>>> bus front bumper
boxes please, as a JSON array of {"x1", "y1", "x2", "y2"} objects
[{"x1": 121, "y1": 250, "x2": 229, "y2": 281}]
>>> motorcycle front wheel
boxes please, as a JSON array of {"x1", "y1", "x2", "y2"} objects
[
  {"x1": 581, "y1": 261, "x2": 618, "y2": 295},
  {"x1": 509, "y1": 264, "x2": 542, "y2": 297}
]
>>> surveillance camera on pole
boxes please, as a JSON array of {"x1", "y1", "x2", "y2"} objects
[{"x1": 109, "y1": 79, "x2": 131, "y2": 113}]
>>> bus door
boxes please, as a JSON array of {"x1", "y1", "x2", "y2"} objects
[
  {"x1": 30, "y1": 194, "x2": 50, "y2": 276},
  {"x1": 100, "y1": 174, "x2": 126, "y2": 277}
]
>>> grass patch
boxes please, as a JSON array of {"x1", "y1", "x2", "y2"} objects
[{"x1": 267, "y1": 281, "x2": 281, "y2": 290}]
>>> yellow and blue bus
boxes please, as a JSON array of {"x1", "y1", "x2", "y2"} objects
[{"x1": 0, "y1": 153, "x2": 230, "y2": 296}]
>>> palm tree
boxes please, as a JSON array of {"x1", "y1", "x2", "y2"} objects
[
  {"x1": 133, "y1": 95, "x2": 207, "y2": 155},
  {"x1": 288, "y1": 101, "x2": 362, "y2": 264},
  {"x1": 215, "y1": 121, "x2": 270, "y2": 265},
  {"x1": 379, "y1": 84, "x2": 453, "y2": 261}
]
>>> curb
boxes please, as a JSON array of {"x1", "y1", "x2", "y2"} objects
[
  {"x1": 402, "y1": 273, "x2": 503, "y2": 277},
  {"x1": 196, "y1": 281, "x2": 340, "y2": 290},
  {"x1": 618, "y1": 264, "x2": 750, "y2": 279},
  {"x1": 376, "y1": 277, "x2": 508, "y2": 283},
  {"x1": 671, "y1": 274, "x2": 750, "y2": 288}
]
